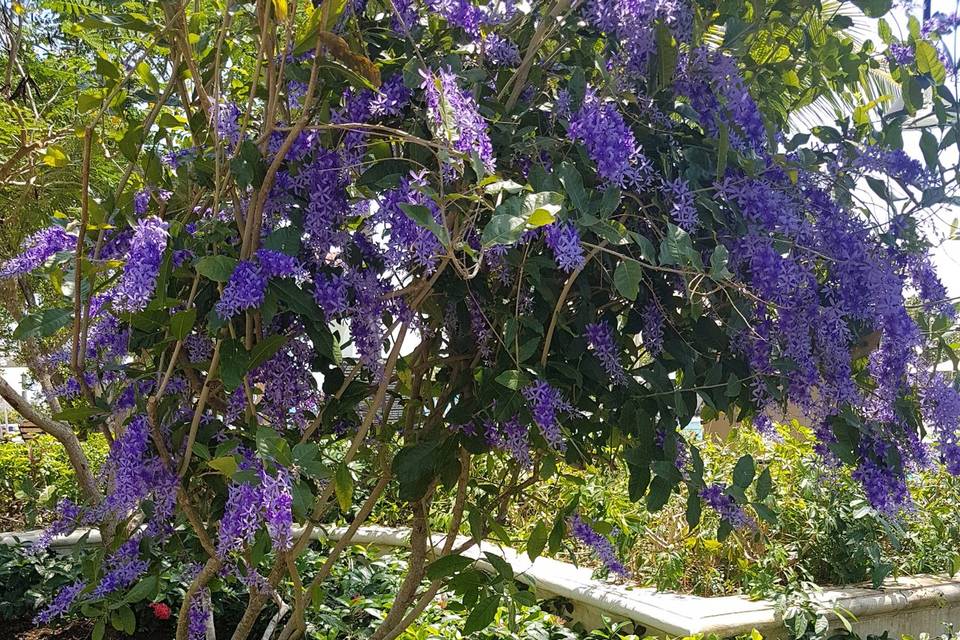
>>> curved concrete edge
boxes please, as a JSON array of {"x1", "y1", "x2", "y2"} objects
[{"x1": 4, "y1": 526, "x2": 960, "y2": 637}]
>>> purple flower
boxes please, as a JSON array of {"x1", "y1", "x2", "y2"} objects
[
  {"x1": 642, "y1": 302, "x2": 664, "y2": 354},
  {"x1": 134, "y1": 189, "x2": 151, "y2": 216},
  {"x1": 676, "y1": 48, "x2": 765, "y2": 153},
  {"x1": 92, "y1": 538, "x2": 148, "y2": 597},
  {"x1": 661, "y1": 177, "x2": 697, "y2": 231},
  {"x1": 113, "y1": 217, "x2": 169, "y2": 312},
  {"x1": 251, "y1": 331, "x2": 321, "y2": 431},
  {"x1": 255, "y1": 248, "x2": 304, "y2": 279},
  {"x1": 567, "y1": 89, "x2": 639, "y2": 185},
  {"x1": 888, "y1": 43, "x2": 914, "y2": 65},
  {"x1": 34, "y1": 581, "x2": 86, "y2": 624},
  {"x1": 375, "y1": 171, "x2": 444, "y2": 273},
  {"x1": 522, "y1": 381, "x2": 572, "y2": 450},
  {"x1": 217, "y1": 481, "x2": 262, "y2": 556},
  {"x1": 187, "y1": 591, "x2": 209, "y2": 640},
  {"x1": 314, "y1": 273, "x2": 350, "y2": 317},
  {"x1": 484, "y1": 415, "x2": 531, "y2": 466},
  {"x1": 482, "y1": 33, "x2": 520, "y2": 66},
  {"x1": 214, "y1": 102, "x2": 243, "y2": 151},
  {"x1": 421, "y1": 67, "x2": 496, "y2": 175},
  {"x1": 585, "y1": 322, "x2": 628, "y2": 385},
  {"x1": 584, "y1": 0, "x2": 692, "y2": 74},
  {"x1": 261, "y1": 468, "x2": 293, "y2": 550},
  {"x1": 544, "y1": 222, "x2": 585, "y2": 272},
  {"x1": 700, "y1": 484, "x2": 754, "y2": 529},
  {"x1": 216, "y1": 260, "x2": 267, "y2": 319},
  {"x1": 854, "y1": 145, "x2": 937, "y2": 189},
  {"x1": 568, "y1": 515, "x2": 629, "y2": 576},
  {"x1": 185, "y1": 333, "x2": 213, "y2": 362},
  {"x1": 0, "y1": 226, "x2": 75, "y2": 278},
  {"x1": 426, "y1": 0, "x2": 485, "y2": 36}
]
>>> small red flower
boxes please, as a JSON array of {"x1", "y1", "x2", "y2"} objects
[{"x1": 150, "y1": 602, "x2": 172, "y2": 620}]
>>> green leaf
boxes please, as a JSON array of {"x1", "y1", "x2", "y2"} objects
[
  {"x1": 710, "y1": 246, "x2": 732, "y2": 279},
  {"x1": 123, "y1": 575, "x2": 158, "y2": 604},
  {"x1": 659, "y1": 224, "x2": 699, "y2": 268},
  {"x1": 495, "y1": 370, "x2": 525, "y2": 390},
  {"x1": 920, "y1": 130, "x2": 939, "y2": 170},
  {"x1": 481, "y1": 212, "x2": 527, "y2": 247},
  {"x1": 392, "y1": 440, "x2": 442, "y2": 501},
  {"x1": 92, "y1": 620, "x2": 105, "y2": 640},
  {"x1": 521, "y1": 191, "x2": 563, "y2": 223},
  {"x1": 851, "y1": 0, "x2": 892, "y2": 17},
  {"x1": 195, "y1": 255, "x2": 239, "y2": 282},
  {"x1": 614, "y1": 259, "x2": 642, "y2": 300},
  {"x1": 53, "y1": 406, "x2": 103, "y2": 422},
  {"x1": 725, "y1": 374, "x2": 741, "y2": 397},
  {"x1": 256, "y1": 426, "x2": 292, "y2": 468},
  {"x1": 41, "y1": 145, "x2": 69, "y2": 168},
  {"x1": 426, "y1": 554, "x2": 474, "y2": 580},
  {"x1": 755, "y1": 466, "x2": 773, "y2": 500},
  {"x1": 558, "y1": 163, "x2": 588, "y2": 213},
  {"x1": 207, "y1": 456, "x2": 238, "y2": 477},
  {"x1": 916, "y1": 41, "x2": 947, "y2": 85},
  {"x1": 526, "y1": 521, "x2": 548, "y2": 561},
  {"x1": 13, "y1": 308, "x2": 73, "y2": 339},
  {"x1": 685, "y1": 489, "x2": 702, "y2": 529},
  {"x1": 463, "y1": 594, "x2": 501, "y2": 635},
  {"x1": 247, "y1": 334, "x2": 288, "y2": 371},
  {"x1": 219, "y1": 340, "x2": 248, "y2": 392},
  {"x1": 170, "y1": 308, "x2": 197, "y2": 341},
  {"x1": 733, "y1": 454, "x2": 756, "y2": 488},
  {"x1": 399, "y1": 203, "x2": 450, "y2": 245},
  {"x1": 646, "y1": 475, "x2": 673, "y2": 511},
  {"x1": 334, "y1": 463, "x2": 354, "y2": 513}
]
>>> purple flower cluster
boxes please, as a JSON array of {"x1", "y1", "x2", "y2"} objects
[
  {"x1": 216, "y1": 249, "x2": 303, "y2": 319},
  {"x1": 522, "y1": 380, "x2": 572, "y2": 450},
  {"x1": 888, "y1": 43, "x2": 914, "y2": 65},
  {"x1": 567, "y1": 89, "x2": 639, "y2": 186},
  {"x1": 661, "y1": 177, "x2": 698, "y2": 231},
  {"x1": 0, "y1": 226, "x2": 74, "y2": 278},
  {"x1": 314, "y1": 273, "x2": 350, "y2": 317},
  {"x1": 214, "y1": 102, "x2": 243, "y2": 151},
  {"x1": 251, "y1": 330, "x2": 320, "y2": 431},
  {"x1": 919, "y1": 373, "x2": 960, "y2": 475},
  {"x1": 91, "y1": 538, "x2": 148, "y2": 597},
  {"x1": 676, "y1": 48, "x2": 765, "y2": 153},
  {"x1": 113, "y1": 216, "x2": 169, "y2": 312},
  {"x1": 420, "y1": 67, "x2": 496, "y2": 175},
  {"x1": 584, "y1": 0, "x2": 692, "y2": 74},
  {"x1": 699, "y1": 484, "x2": 754, "y2": 529},
  {"x1": 483, "y1": 415, "x2": 531, "y2": 466},
  {"x1": 568, "y1": 514, "x2": 628, "y2": 576},
  {"x1": 34, "y1": 580, "x2": 86, "y2": 624},
  {"x1": 585, "y1": 321, "x2": 628, "y2": 385},
  {"x1": 482, "y1": 33, "x2": 520, "y2": 66},
  {"x1": 923, "y1": 11, "x2": 960, "y2": 37},
  {"x1": 217, "y1": 463, "x2": 294, "y2": 555},
  {"x1": 854, "y1": 145, "x2": 937, "y2": 189},
  {"x1": 544, "y1": 222, "x2": 585, "y2": 272},
  {"x1": 642, "y1": 302, "x2": 664, "y2": 355},
  {"x1": 375, "y1": 171, "x2": 444, "y2": 273}
]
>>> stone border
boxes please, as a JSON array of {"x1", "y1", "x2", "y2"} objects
[{"x1": 4, "y1": 526, "x2": 960, "y2": 637}]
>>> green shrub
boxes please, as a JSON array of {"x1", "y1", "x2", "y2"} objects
[{"x1": 0, "y1": 435, "x2": 109, "y2": 530}]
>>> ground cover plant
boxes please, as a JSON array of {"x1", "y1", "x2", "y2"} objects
[{"x1": 1, "y1": 0, "x2": 960, "y2": 638}]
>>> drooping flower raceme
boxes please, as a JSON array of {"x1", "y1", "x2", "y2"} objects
[
  {"x1": 544, "y1": 222, "x2": 585, "y2": 273},
  {"x1": 523, "y1": 381, "x2": 572, "y2": 450},
  {"x1": 585, "y1": 321, "x2": 628, "y2": 385},
  {"x1": 420, "y1": 67, "x2": 496, "y2": 175},
  {"x1": 567, "y1": 89, "x2": 640, "y2": 186},
  {"x1": 568, "y1": 514, "x2": 629, "y2": 576},
  {"x1": 0, "y1": 226, "x2": 75, "y2": 278},
  {"x1": 113, "y1": 216, "x2": 169, "y2": 312}
]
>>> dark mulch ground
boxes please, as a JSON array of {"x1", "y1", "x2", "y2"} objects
[{"x1": 7, "y1": 619, "x2": 169, "y2": 639}]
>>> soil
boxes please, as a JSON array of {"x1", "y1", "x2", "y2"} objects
[{"x1": 6, "y1": 619, "x2": 169, "y2": 639}]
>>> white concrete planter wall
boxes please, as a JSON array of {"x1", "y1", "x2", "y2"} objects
[{"x1": 4, "y1": 526, "x2": 959, "y2": 638}]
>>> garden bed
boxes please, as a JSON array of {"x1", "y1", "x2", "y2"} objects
[{"x1": 6, "y1": 526, "x2": 959, "y2": 639}]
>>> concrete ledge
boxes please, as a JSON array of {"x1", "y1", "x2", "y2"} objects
[{"x1": 4, "y1": 526, "x2": 960, "y2": 637}]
